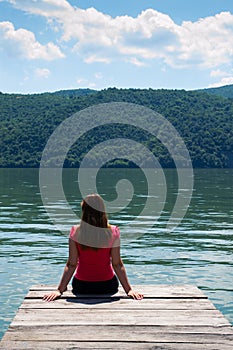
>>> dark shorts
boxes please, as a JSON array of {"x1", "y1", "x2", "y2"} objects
[{"x1": 72, "y1": 275, "x2": 119, "y2": 295}]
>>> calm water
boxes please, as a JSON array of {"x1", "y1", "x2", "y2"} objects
[{"x1": 0, "y1": 168, "x2": 233, "y2": 338}]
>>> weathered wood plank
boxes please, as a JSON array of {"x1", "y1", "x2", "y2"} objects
[
  {"x1": 1, "y1": 285, "x2": 232, "y2": 350},
  {"x1": 1, "y1": 340, "x2": 233, "y2": 350},
  {"x1": 26, "y1": 284, "x2": 207, "y2": 299},
  {"x1": 30, "y1": 284, "x2": 205, "y2": 294},
  {"x1": 11, "y1": 308, "x2": 231, "y2": 327},
  {"x1": 3, "y1": 325, "x2": 233, "y2": 342},
  {"x1": 20, "y1": 297, "x2": 216, "y2": 310}
]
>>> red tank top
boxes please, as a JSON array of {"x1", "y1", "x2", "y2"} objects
[{"x1": 69, "y1": 225, "x2": 120, "y2": 282}]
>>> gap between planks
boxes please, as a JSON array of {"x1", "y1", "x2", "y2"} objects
[{"x1": 1, "y1": 284, "x2": 232, "y2": 350}]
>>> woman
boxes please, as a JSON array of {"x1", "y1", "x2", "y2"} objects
[{"x1": 43, "y1": 194, "x2": 143, "y2": 301}]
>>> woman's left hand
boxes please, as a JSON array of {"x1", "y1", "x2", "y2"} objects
[
  {"x1": 43, "y1": 290, "x2": 62, "y2": 302},
  {"x1": 127, "y1": 290, "x2": 144, "y2": 300}
]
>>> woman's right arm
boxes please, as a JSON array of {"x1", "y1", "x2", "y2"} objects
[
  {"x1": 111, "y1": 246, "x2": 143, "y2": 300},
  {"x1": 43, "y1": 238, "x2": 78, "y2": 302}
]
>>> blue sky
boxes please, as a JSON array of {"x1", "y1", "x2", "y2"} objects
[{"x1": 1, "y1": 0, "x2": 233, "y2": 93}]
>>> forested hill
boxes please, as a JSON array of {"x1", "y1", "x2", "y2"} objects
[
  {"x1": 199, "y1": 84, "x2": 233, "y2": 99},
  {"x1": 0, "y1": 88, "x2": 232, "y2": 168},
  {"x1": 49, "y1": 88, "x2": 96, "y2": 97}
]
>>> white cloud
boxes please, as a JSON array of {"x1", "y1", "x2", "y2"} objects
[
  {"x1": 35, "y1": 67, "x2": 51, "y2": 78},
  {"x1": 176, "y1": 12, "x2": 233, "y2": 68},
  {"x1": 84, "y1": 55, "x2": 111, "y2": 64},
  {"x1": 126, "y1": 57, "x2": 146, "y2": 67},
  {"x1": 0, "y1": 21, "x2": 64, "y2": 60},
  {"x1": 208, "y1": 76, "x2": 233, "y2": 88},
  {"x1": 3, "y1": 1, "x2": 233, "y2": 69},
  {"x1": 209, "y1": 68, "x2": 233, "y2": 87},
  {"x1": 76, "y1": 78, "x2": 86, "y2": 84},
  {"x1": 95, "y1": 72, "x2": 103, "y2": 79},
  {"x1": 210, "y1": 69, "x2": 227, "y2": 77},
  {"x1": 76, "y1": 78, "x2": 96, "y2": 88},
  {"x1": 6, "y1": 0, "x2": 72, "y2": 16}
]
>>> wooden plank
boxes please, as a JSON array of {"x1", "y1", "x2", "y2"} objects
[
  {"x1": 1, "y1": 285, "x2": 232, "y2": 350},
  {"x1": 3, "y1": 325, "x2": 233, "y2": 342},
  {"x1": 1, "y1": 340, "x2": 233, "y2": 350},
  {"x1": 11, "y1": 308, "x2": 231, "y2": 327},
  {"x1": 20, "y1": 297, "x2": 216, "y2": 310},
  {"x1": 27, "y1": 284, "x2": 207, "y2": 299},
  {"x1": 30, "y1": 284, "x2": 205, "y2": 294}
]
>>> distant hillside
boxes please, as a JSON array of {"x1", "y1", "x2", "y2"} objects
[
  {"x1": 199, "y1": 84, "x2": 233, "y2": 99},
  {"x1": 50, "y1": 88, "x2": 97, "y2": 97},
  {"x1": 0, "y1": 88, "x2": 232, "y2": 168}
]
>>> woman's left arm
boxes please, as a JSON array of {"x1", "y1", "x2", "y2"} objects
[
  {"x1": 43, "y1": 238, "x2": 78, "y2": 302},
  {"x1": 111, "y1": 246, "x2": 143, "y2": 300}
]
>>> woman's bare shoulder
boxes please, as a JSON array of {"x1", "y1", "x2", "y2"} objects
[
  {"x1": 69, "y1": 224, "x2": 80, "y2": 240},
  {"x1": 108, "y1": 224, "x2": 120, "y2": 241}
]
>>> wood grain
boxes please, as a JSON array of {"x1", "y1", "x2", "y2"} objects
[{"x1": 1, "y1": 284, "x2": 232, "y2": 350}]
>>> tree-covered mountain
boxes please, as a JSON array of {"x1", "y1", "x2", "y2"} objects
[
  {"x1": 199, "y1": 84, "x2": 233, "y2": 99},
  {"x1": 49, "y1": 88, "x2": 97, "y2": 97},
  {"x1": 0, "y1": 88, "x2": 232, "y2": 168}
]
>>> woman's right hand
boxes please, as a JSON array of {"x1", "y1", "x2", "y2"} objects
[
  {"x1": 43, "y1": 290, "x2": 62, "y2": 302},
  {"x1": 127, "y1": 290, "x2": 144, "y2": 300}
]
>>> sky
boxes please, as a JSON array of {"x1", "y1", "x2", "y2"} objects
[{"x1": 1, "y1": 0, "x2": 233, "y2": 93}]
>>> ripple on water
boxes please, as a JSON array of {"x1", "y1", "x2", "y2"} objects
[{"x1": 0, "y1": 168, "x2": 233, "y2": 339}]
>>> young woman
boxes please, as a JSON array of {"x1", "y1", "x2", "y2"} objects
[{"x1": 43, "y1": 194, "x2": 143, "y2": 301}]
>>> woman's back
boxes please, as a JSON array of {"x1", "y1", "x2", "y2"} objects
[{"x1": 70, "y1": 225, "x2": 120, "y2": 281}]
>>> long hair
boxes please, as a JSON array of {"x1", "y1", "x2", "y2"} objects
[{"x1": 78, "y1": 194, "x2": 112, "y2": 250}]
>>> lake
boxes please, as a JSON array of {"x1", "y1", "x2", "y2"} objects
[{"x1": 0, "y1": 168, "x2": 232, "y2": 339}]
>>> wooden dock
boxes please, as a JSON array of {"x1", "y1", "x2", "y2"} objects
[{"x1": 1, "y1": 284, "x2": 233, "y2": 349}]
